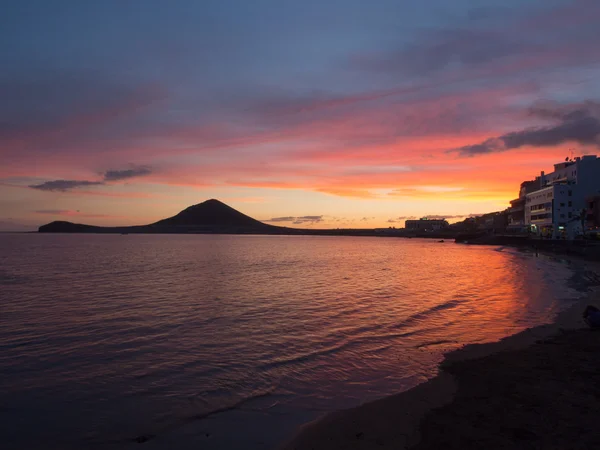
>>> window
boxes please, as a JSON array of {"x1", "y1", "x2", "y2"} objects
[
  {"x1": 568, "y1": 190, "x2": 572, "y2": 197},
  {"x1": 568, "y1": 212, "x2": 572, "y2": 219},
  {"x1": 560, "y1": 202, "x2": 565, "y2": 207},
  {"x1": 532, "y1": 213, "x2": 551, "y2": 221},
  {"x1": 568, "y1": 201, "x2": 572, "y2": 207}
]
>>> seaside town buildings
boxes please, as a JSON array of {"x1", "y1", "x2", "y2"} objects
[
  {"x1": 587, "y1": 196, "x2": 600, "y2": 229},
  {"x1": 509, "y1": 155, "x2": 600, "y2": 239},
  {"x1": 398, "y1": 155, "x2": 600, "y2": 240},
  {"x1": 507, "y1": 180, "x2": 539, "y2": 230}
]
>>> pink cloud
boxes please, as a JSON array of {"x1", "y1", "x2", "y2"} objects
[{"x1": 0, "y1": 3, "x2": 597, "y2": 212}]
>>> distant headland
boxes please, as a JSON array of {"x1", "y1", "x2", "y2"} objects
[
  {"x1": 39, "y1": 199, "x2": 277, "y2": 234},
  {"x1": 37, "y1": 199, "x2": 387, "y2": 236},
  {"x1": 35, "y1": 199, "x2": 600, "y2": 258}
]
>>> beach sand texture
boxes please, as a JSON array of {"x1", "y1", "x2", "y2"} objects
[{"x1": 282, "y1": 266, "x2": 600, "y2": 450}]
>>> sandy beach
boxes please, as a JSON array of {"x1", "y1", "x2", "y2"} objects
[{"x1": 282, "y1": 257, "x2": 600, "y2": 450}]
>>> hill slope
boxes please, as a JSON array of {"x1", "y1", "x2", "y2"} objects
[{"x1": 153, "y1": 199, "x2": 270, "y2": 228}]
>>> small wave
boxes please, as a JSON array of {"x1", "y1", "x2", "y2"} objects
[
  {"x1": 0, "y1": 271, "x2": 30, "y2": 285},
  {"x1": 258, "y1": 324, "x2": 436, "y2": 373},
  {"x1": 361, "y1": 328, "x2": 429, "y2": 343},
  {"x1": 388, "y1": 299, "x2": 464, "y2": 331},
  {"x1": 125, "y1": 388, "x2": 276, "y2": 445},
  {"x1": 329, "y1": 305, "x2": 367, "y2": 320},
  {"x1": 415, "y1": 339, "x2": 457, "y2": 349},
  {"x1": 257, "y1": 341, "x2": 353, "y2": 371},
  {"x1": 331, "y1": 322, "x2": 384, "y2": 337}
]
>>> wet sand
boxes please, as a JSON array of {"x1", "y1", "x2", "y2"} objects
[{"x1": 281, "y1": 261, "x2": 600, "y2": 450}]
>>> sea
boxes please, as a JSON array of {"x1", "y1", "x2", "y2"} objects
[{"x1": 0, "y1": 234, "x2": 583, "y2": 449}]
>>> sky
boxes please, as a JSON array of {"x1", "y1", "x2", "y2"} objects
[{"x1": 2, "y1": 0, "x2": 600, "y2": 230}]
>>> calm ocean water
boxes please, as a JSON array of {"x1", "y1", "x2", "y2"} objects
[{"x1": 0, "y1": 234, "x2": 580, "y2": 449}]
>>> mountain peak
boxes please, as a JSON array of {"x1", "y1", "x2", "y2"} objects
[
  {"x1": 187, "y1": 199, "x2": 228, "y2": 209},
  {"x1": 202, "y1": 198, "x2": 224, "y2": 205},
  {"x1": 152, "y1": 199, "x2": 269, "y2": 229}
]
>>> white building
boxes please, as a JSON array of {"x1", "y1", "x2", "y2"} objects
[{"x1": 525, "y1": 155, "x2": 600, "y2": 239}]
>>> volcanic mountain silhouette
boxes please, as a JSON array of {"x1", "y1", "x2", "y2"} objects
[
  {"x1": 38, "y1": 199, "x2": 277, "y2": 233},
  {"x1": 152, "y1": 199, "x2": 268, "y2": 228}
]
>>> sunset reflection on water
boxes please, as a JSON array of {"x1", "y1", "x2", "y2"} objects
[{"x1": 0, "y1": 235, "x2": 578, "y2": 449}]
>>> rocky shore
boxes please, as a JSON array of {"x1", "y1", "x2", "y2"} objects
[
  {"x1": 282, "y1": 264, "x2": 600, "y2": 450},
  {"x1": 457, "y1": 234, "x2": 600, "y2": 262}
]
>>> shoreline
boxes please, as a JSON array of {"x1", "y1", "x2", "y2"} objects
[{"x1": 281, "y1": 256, "x2": 600, "y2": 450}]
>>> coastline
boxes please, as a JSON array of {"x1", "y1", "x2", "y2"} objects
[
  {"x1": 281, "y1": 256, "x2": 600, "y2": 450},
  {"x1": 457, "y1": 235, "x2": 600, "y2": 263}
]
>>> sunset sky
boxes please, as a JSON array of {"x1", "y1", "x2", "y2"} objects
[{"x1": 2, "y1": 0, "x2": 600, "y2": 230}]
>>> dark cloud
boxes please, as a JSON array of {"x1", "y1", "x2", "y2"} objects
[
  {"x1": 297, "y1": 216, "x2": 322, "y2": 221},
  {"x1": 351, "y1": 0, "x2": 600, "y2": 80},
  {"x1": 389, "y1": 216, "x2": 417, "y2": 222},
  {"x1": 352, "y1": 28, "x2": 529, "y2": 76},
  {"x1": 244, "y1": 82, "x2": 492, "y2": 145},
  {"x1": 424, "y1": 215, "x2": 451, "y2": 220},
  {"x1": 28, "y1": 165, "x2": 153, "y2": 192},
  {"x1": 0, "y1": 70, "x2": 163, "y2": 143},
  {"x1": 28, "y1": 180, "x2": 104, "y2": 192},
  {"x1": 502, "y1": 118, "x2": 600, "y2": 149},
  {"x1": 455, "y1": 101, "x2": 600, "y2": 156},
  {"x1": 527, "y1": 100, "x2": 600, "y2": 122},
  {"x1": 35, "y1": 210, "x2": 72, "y2": 214},
  {"x1": 0, "y1": 67, "x2": 272, "y2": 164},
  {"x1": 388, "y1": 214, "x2": 472, "y2": 223},
  {"x1": 265, "y1": 215, "x2": 324, "y2": 225},
  {"x1": 293, "y1": 216, "x2": 324, "y2": 225},
  {"x1": 265, "y1": 216, "x2": 296, "y2": 222},
  {"x1": 103, "y1": 165, "x2": 152, "y2": 181},
  {"x1": 455, "y1": 140, "x2": 502, "y2": 156},
  {"x1": 425, "y1": 214, "x2": 476, "y2": 220}
]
